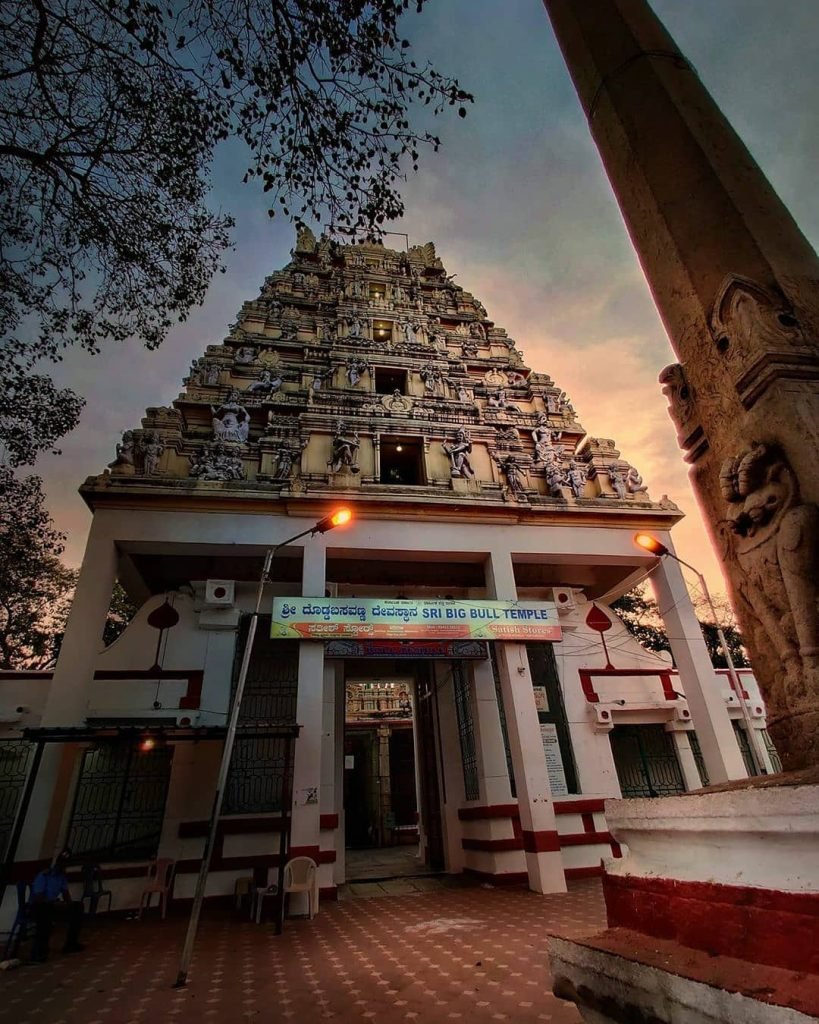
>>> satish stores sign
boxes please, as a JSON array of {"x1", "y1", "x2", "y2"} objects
[{"x1": 270, "y1": 598, "x2": 561, "y2": 642}]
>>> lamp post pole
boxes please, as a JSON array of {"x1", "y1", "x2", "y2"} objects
[
  {"x1": 635, "y1": 535, "x2": 768, "y2": 777},
  {"x1": 174, "y1": 510, "x2": 351, "y2": 988}
]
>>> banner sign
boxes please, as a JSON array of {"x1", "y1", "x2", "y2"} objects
[
  {"x1": 325, "y1": 640, "x2": 488, "y2": 659},
  {"x1": 271, "y1": 598, "x2": 561, "y2": 642}
]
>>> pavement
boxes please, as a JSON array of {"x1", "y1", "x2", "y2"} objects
[{"x1": 0, "y1": 878, "x2": 605, "y2": 1023}]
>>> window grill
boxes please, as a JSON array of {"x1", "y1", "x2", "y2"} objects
[
  {"x1": 224, "y1": 616, "x2": 298, "y2": 814},
  {"x1": 0, "y1": 740, "x2": 34, "y2": 859},
  {"x1": 731, "y1": 719, "x2": 760, "y2": 776},
  {"x1": 610, "y1": 725, "x2": 686, "y2": 798},
  {"x1": 452, "y1": 662, "x2": 479, "y2": 801},
  {"x1": 689, "y1": 731, "x2": 709, "y2": 787},
  {"x1": 760, "y1": 729, "x2": 782, "y2": 773},
  {"x1": 67, "y1": 741, "x2": 172, "y2": 861}
]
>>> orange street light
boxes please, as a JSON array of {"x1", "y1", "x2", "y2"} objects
[
  {"x1": 634, "y1": 532, "x2": 669, "y2": 557},
  {"x1": 138, "y1": 735, "x2": 157, "y2": 753},
  {"x1": 315, "y1": 507, "x2": 353, "y2": 533}
]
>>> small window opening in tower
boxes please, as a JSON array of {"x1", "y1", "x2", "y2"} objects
[
  {"x1": 369, "y1": 282, "x2": 385, "y2": 301},
  {"x1": 380, "y1": 437, "x2": 424, "y2": 486},
  {"x1": 375, "y1": 367, "x2": 407, "y2": 394},
  {"x1": 373, "y1": 320, "x2": 393, "y2": 344}
]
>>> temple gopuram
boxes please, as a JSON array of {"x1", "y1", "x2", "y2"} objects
[{"x1": 1, "y1": 231, "x2": 775, "y2": 914}]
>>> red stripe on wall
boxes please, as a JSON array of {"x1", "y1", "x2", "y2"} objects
[
  {"x1": 521, "y1": 829, "x2": 561, "y2": 853},
  {"x1": 462, "y1": 837, "x2": 523, "y2": 853},
  {"x1": 565, "y1": 865, "x2": 604, "y2": 880},
  {"x1": 559, "y1": 832, "x2": 613, "y2": 847},
  {"x1": 319, "y1": 814, "x2": 339, "y2": 830}
]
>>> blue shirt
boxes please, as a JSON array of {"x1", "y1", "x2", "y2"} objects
[{"x1": 32, "y1": 867, "x2": 69, "y2": 902}]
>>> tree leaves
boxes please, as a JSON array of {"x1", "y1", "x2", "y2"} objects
[{"x1": 0, "y1": 0, "x2": 471, "y2": 463}]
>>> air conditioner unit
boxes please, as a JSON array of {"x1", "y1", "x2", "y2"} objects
[
  {"x1": 204, "y1": 579, "x2": 235, "y2": 607},
  {"x1": 551, "y1": 588, "x2": 576, "y2": 614}
]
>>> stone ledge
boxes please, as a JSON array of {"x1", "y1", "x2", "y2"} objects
[{"x1": 549, "y1": 930, "x2": 819, "y2": 1024}]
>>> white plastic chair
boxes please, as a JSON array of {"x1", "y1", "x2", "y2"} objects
[
  {"x1": 284, "y1": 857, "x2": 318, "y2": 919},
  {"x1": 138, "y1": 858, "x2": 176, "y2": 920}
]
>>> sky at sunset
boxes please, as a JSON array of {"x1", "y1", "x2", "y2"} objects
[{"x1": 33, "y1": 0, "x2": 819, "y2": 600}]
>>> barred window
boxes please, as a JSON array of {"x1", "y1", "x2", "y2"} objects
[
  {"x1": 67, "y1": 741, "x2": 172, "y2": 861},
  {"x1": 0, "y1": 740, "x2": 35, "y2": 859}
]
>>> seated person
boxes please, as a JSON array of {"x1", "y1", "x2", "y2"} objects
[{"x1": 29, "y1": 847, "x2": 84, "y2": 962}]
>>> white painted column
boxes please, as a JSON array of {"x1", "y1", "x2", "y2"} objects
[
  {"x1": 486, "y1": 551, "x2": 566, "y2": 894},
  {"x1": 289, "y1": 541, "x2": 327, "y2": 910},
  {"x1": 434, "y1": 663, "x2": 465, "y2": 874},
  {"x1": 668, "y1": 729, "x2": 704, "y2": 792},
  {"x1": 43, "y1": 517, "x2": 118, "y2": 725},
  {"x1": 650, "y1": 557, "x2": 747, "y2": 783},
  {"x1": 471, "y1": 659, "x2": 512, "y2": 805},
  {"x1": 16, "y1": 519, "x2": 118, "y2": 866}
]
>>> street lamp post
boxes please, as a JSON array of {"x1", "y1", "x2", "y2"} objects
[
  {"x1": 633, "y1": 533, "x2": 768, "y2": 777},
  {"x1": 174, "y1": 508, "x2": 352, "y2": 988}
]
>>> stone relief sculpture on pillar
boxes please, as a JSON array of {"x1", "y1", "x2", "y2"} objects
[
  {"x1": 212, "y1": 390, "x2": 250, "y2": 443},
  {"x1": 719, "y1": 442, "x2": 819, "y2": 716},
  {"x1": 234, "y1": 345, "x2": 256, "y2": 365},
  {"x1": 442, "y1": 429, "x2": 475, "y2": 479},
  {"x1": 532, "y1": 414, "x2": 561, "y2": 465},
  {"x1": 420, "y1": 361, "x2": 445, "y2": 395},
  {"x1": 328, "y1": 422, "x2": 360, "y2": 474},
  {"x1": 486, "y1": 388, "x2": 520, "y2": 414},
  {"x1": 382, "y1": 390, "x2": 413, "y2": 416},
  {"x1": 346, "y1": 315, "x2": 369, "y2": 342},
  {"x1": 274, "y1": 439, "x2": 308, "y2": 480}
]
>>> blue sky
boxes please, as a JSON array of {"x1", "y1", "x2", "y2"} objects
[{"x1": 37, "y1": 0, "x2": 819, "y2": 597}]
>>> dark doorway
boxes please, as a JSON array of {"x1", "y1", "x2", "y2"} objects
[
  {"x1": 375, "y1": 366, "x2": 407, "y2": 394},
  {"x1": 380, "y1": 437, "x2": 424, "y2": 485}
]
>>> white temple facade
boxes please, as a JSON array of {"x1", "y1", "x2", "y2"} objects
[{"x1": 0, "y1": 233, "x2": 779, "y2": 918}]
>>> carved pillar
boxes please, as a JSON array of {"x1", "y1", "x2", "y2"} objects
[{"x1": 543, "y1": 0, "x2": 819, "y2": 769}]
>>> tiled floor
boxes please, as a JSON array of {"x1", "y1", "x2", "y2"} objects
[
  {"x1": 346, "y1": 845, "x2": 430, "y2": 881},
  {"x1": 1, "y1": 879, "x2": 604, "y2": 1023}
]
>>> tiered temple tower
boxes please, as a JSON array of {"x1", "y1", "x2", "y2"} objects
[{"x1": 98, "y1": 229, "x2": 657, "y2": 514}]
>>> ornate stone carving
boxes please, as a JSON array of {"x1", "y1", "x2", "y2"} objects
[
  {"x1": 532, "y1": 415, "x2": 560, "y2": 465},
  {"x1": 295, "y1": 225, "x2": 317, "y2": 253},
  {"x1": 141, "y1": 432, "x2": 164, "y2": 476},
  {"x1": 346, "y1": 315, "x2": 368, "y2": 341},
  {"x1": 567, "y1": 460, "x2": 588, "y2": 499},
  {"x1": 382, "y1": 391, "x2": 413, "y2": 416},
  {"x1": 234, "y1": 345, "x2": 256, "y2": 365},
  {"x1": 607, "y1": 464, "x2": 627, "y2": 499},
  {"x1": 494, "y1": 453, "x2": 527, "y2": 500},
  {"x1": 626, "y1": 466, "x2": 648, "y2": 494},
  {"x1": 400, "y1": 318, "x2": 422, "y2": 346},
  {"x1": 483, "y1": 368, "x2": 508, "y2": 388},
  {"x1": 246, "y1": 369, "x2": 283, "y2": 396},
  {"x1": 442, "y1": 429, "x2": 475, "y2": 479},
  {"x1": 487, "y1": 388, "x2": 520, "y2": 413},
  {"x1": 274, "y1": 439, "x2": 307, "y2": 480},
  {"x1": 257, "y1": 349, "x2": 280, "y2": 370},
  {"x1": 420, "y1": 362, "x2": 445, "y2": 395},
  {"x1": 544, "y1": 459, "x2": 566, "y2": 499},
  {"x1": 345, "y1": 357, "x2": 372, "y2": 388},
  {"x1": 108, "y1": 431, "x2": 135, "y2": 474},
  {"x1": 461, "y1": 339, "x2": 479, "y2": 358},
  {"x1": 212, "y1": 391, "x2": 250, "y2": 443},
  {"x1": 659, "y1": 362, "x2": 703, "y2": 459},
  {"x1": 719, "y1": 443, "x2": 819, "y2": 710},
  {"x1": 190, "y1": 443, "x2": 245, "y2": 481},
  {"x1": 328, "y1": 422, "x2": 360, "y2": 474},
  {"x1": 495, "y1": 426, "x2": 520, "y2": 443}
]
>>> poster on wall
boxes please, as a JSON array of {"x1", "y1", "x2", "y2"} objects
[
  {"x1": 540, "y1": 723, "x2": 569, "y2": 796},
  {"x1": 533, "y1": 686, "x2": 550, "y2": 712},
  {"x1": 270, "y1": 597, "x2": 561, "y2": 642}
]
